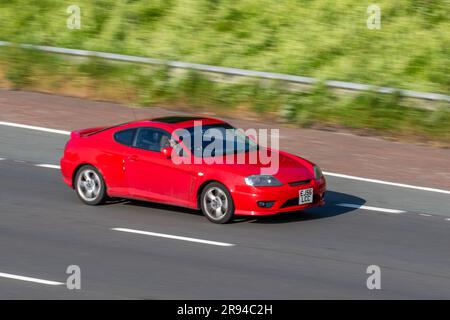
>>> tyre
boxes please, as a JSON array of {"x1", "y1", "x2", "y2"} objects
[
  {"x1": 74, "y1": 165, "x2": 107, "y2": 205},
  {"x1": 200, "y1": 182, "x2": 235, "y2": 224}
]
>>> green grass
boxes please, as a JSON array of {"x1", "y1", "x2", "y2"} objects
[
  {"x1": 0, "y1": 0, "x2": 449, "y2": 94},
  {"x1": 1, "y1": 47, "x2": 449, "y2": 144}
]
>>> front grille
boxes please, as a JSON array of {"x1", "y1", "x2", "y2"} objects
[
  {"x1": 280, "y1": 198, "x2": 299, "y2": 208},
  {"x1": 280, "y1": 194, "x2": 319, "y2": 208},
  {"x1": 288, "y1": 179, "x2": 311, "y2": 186}
]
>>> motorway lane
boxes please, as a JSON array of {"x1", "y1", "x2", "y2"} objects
[
  {"x1": 0, "y1": 126, "x2": 65, "y2": 164},
  {"x1": 1, "y1": 126, "x2": 450, "y2": 298},
  {"x1": 328, "y1": 178, "x2": 450, "y2": 217},
  {"x1": 1, "y1": 161, "x2": 450, "y2": 299}
]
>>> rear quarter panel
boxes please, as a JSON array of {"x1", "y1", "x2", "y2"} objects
[{"x1": 60, "y1": 130, "x2": 121, "y2": 192}]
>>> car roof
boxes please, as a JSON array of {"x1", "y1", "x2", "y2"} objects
[
  {"x1": 125, "y1": 116, "x2": 228, "y2": 130},
  {"x1": 151, "y1": 116, "x2": 208, "y2": 124}
]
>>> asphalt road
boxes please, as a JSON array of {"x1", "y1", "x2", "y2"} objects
[{"x1": 0, "y1": 125, "x2": 450, "y2": 299}]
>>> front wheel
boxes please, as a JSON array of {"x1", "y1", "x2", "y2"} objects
[
  {"x1": 74, "y1": 165, "x2": 107, "y2": 205},
  {"x1": 200, "y1": 182, "x2": 235, "y2": 224}
]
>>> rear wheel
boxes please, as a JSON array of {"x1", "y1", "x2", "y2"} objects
[
  {"x1": 200, "y1": 182, "x2": 234, "y2": 224},
  {"x1": 74, "y1": 165, "x2": 107, "y2": 205}
]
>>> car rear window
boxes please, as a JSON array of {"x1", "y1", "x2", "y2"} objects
[{"x1": 114, "y1": 128, "x2": 137, "y2": 146}]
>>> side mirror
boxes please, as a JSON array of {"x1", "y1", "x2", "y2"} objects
[{"x1": 161, "y1": 147, "x2": 173, "y2": 159}]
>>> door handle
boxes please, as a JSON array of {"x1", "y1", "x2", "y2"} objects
[{"x1": 128, "y1": 155, "x2": 139, "y2": 162}]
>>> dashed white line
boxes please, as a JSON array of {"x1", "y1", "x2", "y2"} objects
[
  {"x1": 336, "y1": 203, "x2": 405, "y2": 214},
  {"x1": 112, "y1": 228, "x2": 235, "y2": 247},
  {"x1": 419, "y1": 213, "x2": 432, "y2": 217},
  {"x1": 323, "y1": 171, "x2": 450, "y2": 195},
  {"x1": 0, "y1": 121, "x2": 70, "y2": 135},
  {"x1": 0, "y1": 272, "x2": 64, "y2": 286},
  {"x1": 35, "y1": 164, "x2": 61, "y2": 169},
  {"x1": 0, "y1": 158, "x2": 5, "y2": 161},
  {"x1": 446, "y1": 218, "x2": 450, "y2": 221}
]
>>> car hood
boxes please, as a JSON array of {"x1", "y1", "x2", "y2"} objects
[
  {"x1": 205, "y1": 149, "x2": 315, "y2": 184},
  {"x1": 273, "y1": 151, "x2": 315, "y2": 183}
]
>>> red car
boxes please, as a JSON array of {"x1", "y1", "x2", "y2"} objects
[{"x1": 60, "y1": 116, "x2": 326, "y2": 224}]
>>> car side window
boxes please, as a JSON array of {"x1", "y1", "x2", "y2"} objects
[
  {"x1": 134, "y1": 127, "x2": 171, "y2": 152},
  {"x1": 114, "y1": 128, "x2": 137, "y2": 146}
]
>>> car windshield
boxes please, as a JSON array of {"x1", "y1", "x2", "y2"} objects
[{"x1": 175, "y1": 124, "x2": 258, "y2": 158}]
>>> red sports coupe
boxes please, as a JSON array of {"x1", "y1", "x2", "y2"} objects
[{"x1": 61, "y1": 116, "x2": 326, "y2": 224}]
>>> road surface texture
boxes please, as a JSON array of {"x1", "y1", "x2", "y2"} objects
[{"x1": 0, "y1": 90, "x2": 449, "y2": 299}]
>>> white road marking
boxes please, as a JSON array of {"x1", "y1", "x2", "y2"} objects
[
  {"x1": 0, "y1": 121, "x2": 70, "y2": 135},
  {"x1": 35, "y1": 164, "x2": 61, "y2": 169},
  {"x1": 324, "y1": 171, "x2": 450, "y2": 195},
  {"x1": 1, "y1": 120, "x2": 449, "y2": 196},
  {"x1": 112, "y1": 228, "x2": 235, "y2": 247},
  {"x1": 419, "y1": 213, "x2": 432, "y2": 217},
  {"x1": 0, "y1": 158, "x2": 5, "y2": 161},
  {"x1": 0, "y1": 272, "x2": 64, "y2": 286},
  {"x1": 446, "y1": 218, "x2": 450, "y2": 221},
  {"x1": 336, "y1": 203, "x2": 405, "y2": 214}
]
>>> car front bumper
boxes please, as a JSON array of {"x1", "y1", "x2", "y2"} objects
[{"x1": 231, "y1": 177, "x2": 326, "y2": 216}]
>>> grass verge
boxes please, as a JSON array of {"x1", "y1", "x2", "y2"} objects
[{"x1": 1, "y1": 47, "x2": 449, "y2": 146}]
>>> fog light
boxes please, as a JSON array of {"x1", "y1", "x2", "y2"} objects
[{"x1": 257, "y1": 201, "x2": 275, "y2": 208}]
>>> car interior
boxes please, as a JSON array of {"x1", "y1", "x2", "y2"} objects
[{"x1": 136, "y1": 129, "x2": 171, "y2": 152}]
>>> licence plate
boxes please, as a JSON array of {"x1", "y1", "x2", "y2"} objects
[{"x1": 299, "y1": 188, "x2": 313, "y2": 205}]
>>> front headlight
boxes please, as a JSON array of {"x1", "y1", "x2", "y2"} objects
[
  {"x1": 244, "y1": 175, "x2": 282, "y2": 186},
  {"x1": 314, "y1": 165, "x2": 323, "y2": 179}
]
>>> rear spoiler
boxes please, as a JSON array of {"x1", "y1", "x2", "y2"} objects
[{"x1": 70, "y1": 127, "x2": 107, "y2": 139}]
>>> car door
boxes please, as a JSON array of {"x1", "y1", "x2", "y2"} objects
[
  {"x1": 99, "y1": 127, "x2": 138, "y2": 197},
  {"x1": 125, "y1": 126, "x2": 194, "y2": 206}
]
